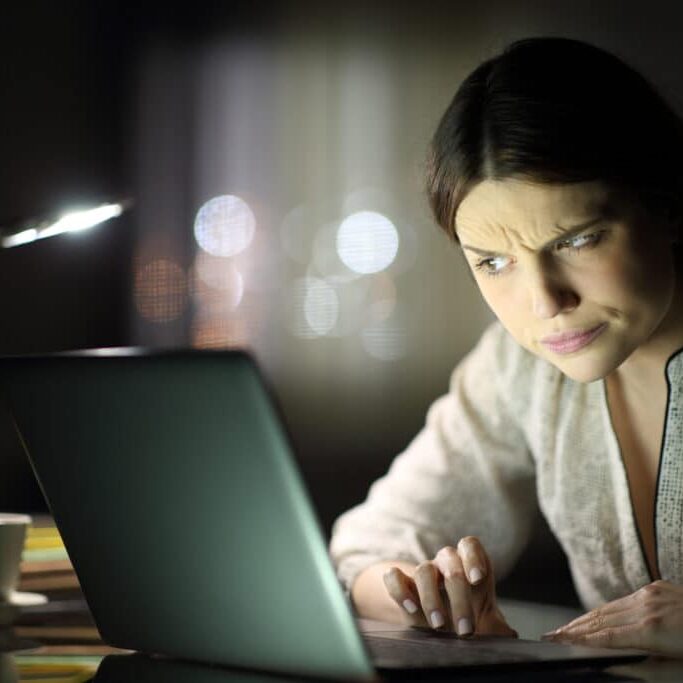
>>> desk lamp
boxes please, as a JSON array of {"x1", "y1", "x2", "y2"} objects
[{"x1": 0, "y1": 200, "x2": 132, "y2": 249}]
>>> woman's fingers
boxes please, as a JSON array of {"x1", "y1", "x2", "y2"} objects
[
  {"x1": 477, "y1": 604, "x2": 519, "y2": 637},
  {"x1": 382, "y1": 566, "x2": 428, "y2": 627},
  {"x1": 382, "y1": 538, "x2": 517, "y2": 638},
  {"x1": 455, "y1": 537, "x2": 494, "y2": 627},
  {"x1": 455, "y1": 536, "x2": 488, "y2": 586},
  {"x1": 413, "y1": 561, "x2": 450, "y2": 629},
  {"x1": 453, "y1": 537, "x2": 517, "y2": 637},
  {"x1": 434, "y1": 547, "x2": 474, "y2": 635},
  {"x1": 547, "y1": 584, "x2": 657, "y2": 637},
  {"x1": 543, "y1": 580, "x2": 683, "y2": 656}
]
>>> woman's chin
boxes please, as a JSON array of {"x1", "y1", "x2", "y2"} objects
[
  {"x1": 546, "y1": 351, "x2": 626, "y2": 383},
  {"x1": 555, "y1": 363, "x2": 607, "y2": 383}
]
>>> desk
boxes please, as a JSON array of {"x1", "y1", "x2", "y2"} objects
[{"x1": 2, "y1": 598, "x2": 682, "y2": 682}]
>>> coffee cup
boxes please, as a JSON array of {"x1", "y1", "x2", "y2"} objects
[{"x1": 0, "y1": 514, "x2": 31, "y2": 604}]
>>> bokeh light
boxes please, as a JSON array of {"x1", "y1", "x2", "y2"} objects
[
  {"x1": 311, "y1": 222, "x2": 361, "y2": 284},
  {"x1": 287, "y1": 277, "x2": 339, "y2": 338},
  {"x1": 361, "y1": 313, "x2": 408, "y2": 362},
  {"x1": 336, "y1": 211, "x2": 399, "y2": 274},
  {"x1": 304, "y1": 278, "x2": 339, "y2": 336},
  {"x1": 192, "y1": 316, "x2": 249, "y2": 349},
  {"x1": 192, "y1": 252, "x2": 245, "y2": 312},
  {"x1": 134, "y1": 259, "x2": 188, "y2": 323},
  {"x1": 194, "y1": 194, "x2": 256, "y2": 257}
]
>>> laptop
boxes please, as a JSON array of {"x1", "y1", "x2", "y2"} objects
[{"x1": 0, "y1": 348, "x2": 647, "y2": 678}]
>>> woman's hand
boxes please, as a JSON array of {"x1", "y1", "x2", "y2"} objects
[
  {"x1": 381, "y1": 536, "x2": 517, "y2": 637},
  {"x1": 543, "y1": 580, "x2": 683, "y2": 657}
]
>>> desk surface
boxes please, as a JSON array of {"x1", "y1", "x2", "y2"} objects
[{"x1": 3, "y1": 598, "x2": 682, "y2": 683}]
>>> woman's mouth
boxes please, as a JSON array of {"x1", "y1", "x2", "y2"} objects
[{"x1": 540, "y1": 323, "x2": 607, "y2": 355}]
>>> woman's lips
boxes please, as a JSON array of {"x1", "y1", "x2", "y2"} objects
[{"x1": 540, "y1": 323, "x2": 607, "y2": 355}]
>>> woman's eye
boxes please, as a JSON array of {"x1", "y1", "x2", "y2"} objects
[
  {"x1": 474, "y1": 255, "x2": 510, "y2": 277},
  {"x1": 472, "y1": 231, "x2": 605, "y2": 277},
  {"x1": 556, "y1": 231, "x2": 604, "y2": 252}
]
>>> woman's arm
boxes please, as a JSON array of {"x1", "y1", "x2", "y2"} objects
[{"x1": 330, "y1": 322, "x2": 539, "y2": 603}]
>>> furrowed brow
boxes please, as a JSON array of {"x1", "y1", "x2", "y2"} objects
[{"x1": 460, "y1": 215, "x2": 606, "y2": 257}]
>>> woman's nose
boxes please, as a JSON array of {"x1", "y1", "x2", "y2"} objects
[{"x1": 527, "y1": 265, "x2": 579, "y2": 319}]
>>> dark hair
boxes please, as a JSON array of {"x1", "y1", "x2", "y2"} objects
[{"x1": 426, "y1": 37, "x2": 683, "y2": 243}]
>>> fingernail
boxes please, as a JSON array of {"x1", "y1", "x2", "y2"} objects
[
  {"x1": 402, "y1": 599, "x2": 418, "y2": 614},
  {"x1": 430, "y1": 610, "x2": 445, "y2": 628},
  {"x1": 457, "y1": 617, "x2": 473, "y2": 636},
  {"x1": 469, "y1": 567, "x2": 484, "y2": 584}
]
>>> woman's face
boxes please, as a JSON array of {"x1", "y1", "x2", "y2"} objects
[{"x1": 455, "y1": 178, "x2": 679, "y2": 383}]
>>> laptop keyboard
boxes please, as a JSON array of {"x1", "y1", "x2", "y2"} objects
[{"x1": 364, "y1": 633, "x2": 540, "y2": 668}]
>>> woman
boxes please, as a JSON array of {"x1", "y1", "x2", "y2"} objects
[{"x1": 329, "y1": 37, "x2": 683, "y2": 657}]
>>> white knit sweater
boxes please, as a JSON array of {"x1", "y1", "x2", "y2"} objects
[{"x1": 329, "y1": 321, "x2": 683, "y2": 610}]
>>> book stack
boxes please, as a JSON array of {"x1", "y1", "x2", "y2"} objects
[
  {"x1": 18, "y1": 520, "x2": 81, "y2": 598},
  {"x1": 13, "y1": 517, "x2": 126, "y2": 655},
  {"x1": 7, "y1": 518, "x2": 131, "y2": 681}
]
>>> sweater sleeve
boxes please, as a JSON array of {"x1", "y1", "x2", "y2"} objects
[{"x1": 329, "y1": 321, "x2": 538, "y2": 595}]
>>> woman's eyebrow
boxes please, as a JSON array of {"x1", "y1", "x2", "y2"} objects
[{"x1": 460, "y1": 215, "x2": 605, "y2": 257}]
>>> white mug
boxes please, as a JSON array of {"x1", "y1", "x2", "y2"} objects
[{"x1": 0, "y1": 514, "x2": 31, "y2": 604}]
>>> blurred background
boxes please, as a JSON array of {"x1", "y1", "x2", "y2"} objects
[{"x1": 2, "y1": 0, "x2": 682, "y2": 606}]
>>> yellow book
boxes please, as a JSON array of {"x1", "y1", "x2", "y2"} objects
[
  {"x1": 24, "y1": 528, "x2": 66, "y2": 552},
  {"x1": 18, "y1": 662, "x2": 96, "y2": 682},
  {"x1": 24, "y1": 538, "x2": 66, "y2": 551},
  {"x1": 26, "y1": 527, "x2": 62, "y2": 538}
]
